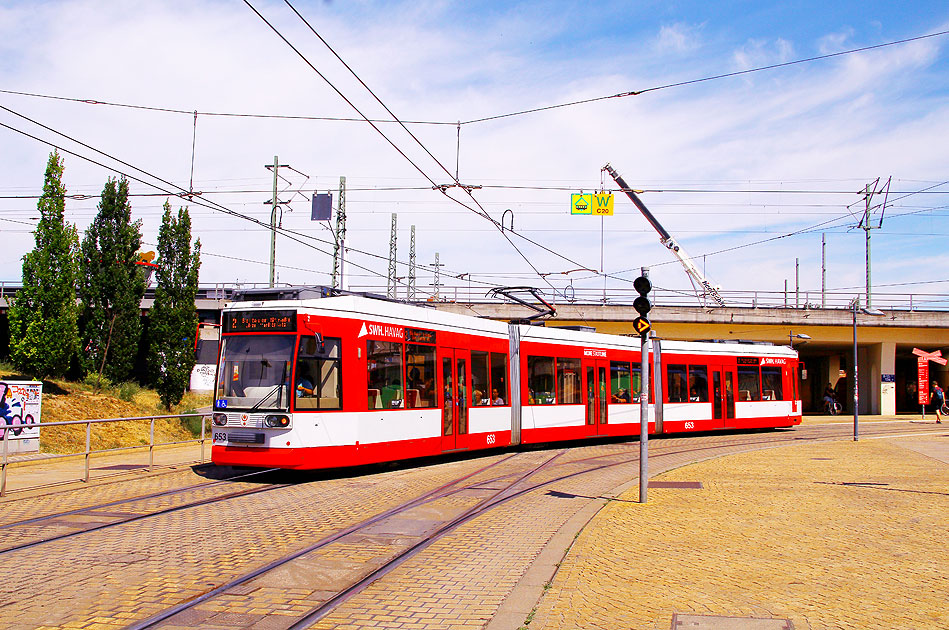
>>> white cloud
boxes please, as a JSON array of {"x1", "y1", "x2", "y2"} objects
[
  {"x1": 655, "y1": 23, "x2": 703, "y2": 54},
  {"x1": 1, "y1": 1, "x2": 947, "y2": 304}
]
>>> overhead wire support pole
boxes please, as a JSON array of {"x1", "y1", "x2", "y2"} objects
[
  {"x1": 332, "y1": 176, "x2": 347, "y2": 290},
  {"x1": 858, "y1": 177, "x2": 890, "y2": 311},
  {"x1": 189, "y1": 110, "x2": 198, "y2": 198},
  {"x1": 265, "y1": 155, "x2": 295, "y2": 287},
  {"x1": 388, "y1": 214, "x2": 398, "y2": 299},
  {"x1": 269, "y1": 155, "x2": 279, "y2": 287},
  {"x1": 409, "y1": 225, "x2": 416, "y2": 301}
]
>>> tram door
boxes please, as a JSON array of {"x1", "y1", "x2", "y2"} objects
[
  {"x1": 709, "y1": 364, "x2": 736, "y2": 428},
  {"x1": 584, "y1": 360, "x2": 609, "y2": 434},
  {"x1": 441, "y1": 349, "x2": 469, "y2": 451}
]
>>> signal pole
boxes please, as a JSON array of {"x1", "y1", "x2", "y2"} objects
[{"x1": 633, "y1": 268, "x2": 652, "y2": 503}]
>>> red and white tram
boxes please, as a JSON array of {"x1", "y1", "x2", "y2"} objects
[{"x1": 211, "y1": 294, "x2": 801, "y2": 470}]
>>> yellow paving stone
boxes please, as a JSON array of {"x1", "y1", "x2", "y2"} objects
[{"x1": 531, "y1": 438, "x2": 949, "y2": 630}]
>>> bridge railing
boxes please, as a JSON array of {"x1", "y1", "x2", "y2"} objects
[
  {"x1": 1, "y1": 281, "x2": 946, "y2": 312},
  {"x1": 348, "y1": 283, "x2": 949, "y2": 312},
  {"x1": 0, "y1": 413, "x2": 211, "y2": 496}
]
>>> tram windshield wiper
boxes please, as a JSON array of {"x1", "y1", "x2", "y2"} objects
[
  {"x1": 248, "y1": 363, "x2": 289, "y2": 412},
  {"x1": 249, "y1": 384, "x2": 288, "y2": 411}
]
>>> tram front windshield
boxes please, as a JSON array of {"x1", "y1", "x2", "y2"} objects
[{"x1": 216, "y1": 335, "x2": 294, "y2": 410}]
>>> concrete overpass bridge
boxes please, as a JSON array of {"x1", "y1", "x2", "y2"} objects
[
  {"x1": 434, "y1": 299, "x2": 949, "y2": 416},
  {"x1": 2, "y1": 282, "x2": 947, "y2": 416}
]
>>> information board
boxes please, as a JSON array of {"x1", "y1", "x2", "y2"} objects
[{"x1": 224, "y1": 310, "x2": 296, "y2": 333}]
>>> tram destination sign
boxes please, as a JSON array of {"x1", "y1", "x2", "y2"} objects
[{"x1": 224, "y1": 310, "x2": 297, "y2": 333}]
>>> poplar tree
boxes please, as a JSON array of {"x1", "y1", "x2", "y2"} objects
[
  {"x1": 9, "y1": 151, "x2": 81, "y2": 378},
  {"x1": 148, "y1": 201, "x2": 201, "y2": 409},
  {"x1": 78, "y1": 177, "x2": 145, "y2": 382}
]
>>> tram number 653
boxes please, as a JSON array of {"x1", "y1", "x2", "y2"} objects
[
  {"x1": 213, "y1": 432, "x2": 227, "y2": 443},
  {"x1": 486, "y1": 434, "x2": 496, "y2": 445},
  {"x1": 684, "y1": 422, "x2": 695, "y2": 430}
]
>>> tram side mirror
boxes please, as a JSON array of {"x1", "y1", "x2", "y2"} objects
[{"x1": 305, "y1": 334, "x2": 325, "y2": 356}]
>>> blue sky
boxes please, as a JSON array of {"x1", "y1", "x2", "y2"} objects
[{"x1": 1, "y1": 0, "x2": 947, "y2": 309}]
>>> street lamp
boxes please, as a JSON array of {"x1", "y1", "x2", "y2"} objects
[
  {"x1": 789, "y1": 331, "x2": 811, "y2": 347},
  {"x1": 851, "y1": 297, "x2": 885, "y2": 441}
]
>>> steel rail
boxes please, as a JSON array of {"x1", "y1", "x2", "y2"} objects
[{"x1": 126, "y1": 451, "x2": 524, "y2": 630}]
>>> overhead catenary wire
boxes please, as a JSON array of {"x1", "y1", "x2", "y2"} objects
[
  {"x1": 0, "y1": 112, "x2": 474, "y2": 303},
  {"x1": 460, "y1": 28, "x2": 949, "y2": 125},
  {"x1": 0, "y1": 101, "x2": 501, "y2": 287},
  {"x1": 3, "y1": 13, "x2": 946, "y2": 299},
  {"x1": 247, "y1": 0, "x2": 597, "y2": 301},
  {"x1": 0, "y1": 88, "x2": 453, "y2": 125},
  {"x1": 4, "y1": 28, "x2": 947, "y2": 130}
]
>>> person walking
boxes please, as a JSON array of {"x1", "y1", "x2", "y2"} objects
[{"x1": 931, "y1": 380, "x2": 944, "y2": 423}]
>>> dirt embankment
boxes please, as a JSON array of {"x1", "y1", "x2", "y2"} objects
[{"x1": 2, "y1": 369, "x2": 211, "y2": 454}]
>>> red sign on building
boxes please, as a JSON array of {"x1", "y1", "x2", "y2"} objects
[
  {"x1": 913, "y1": 348, "x2": 946, "y2": 406},
  {"x1": 917, "y1": 358, "x2": 930, "y2": 406}
]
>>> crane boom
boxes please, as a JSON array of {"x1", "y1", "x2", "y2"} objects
[{"x1": 603, "y1": 163, "x2": 726, "y2": 307}]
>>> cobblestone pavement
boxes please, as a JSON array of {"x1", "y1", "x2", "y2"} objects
[
  {"x1": 529, "y1": 431, "x2": 949, "y2": 630},
  {"x1": 0, "y1": 419, "x2": 943, "y2": 630},
  {"x1": 0, "y1": 453, "x2": 517, "y2": 629}
]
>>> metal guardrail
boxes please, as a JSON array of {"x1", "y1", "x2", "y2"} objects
[
  {"x1": 349, "y1": 284, "x2": 949, "y2": 312},
  {"x1": 1, "y1": 281, "x2": 945, "y2": 311},
  {"x1": 0, "y1": 413, "x2": 211, "y2": 496}
]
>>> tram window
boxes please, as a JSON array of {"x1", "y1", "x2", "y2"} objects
[
  {"x1": 761, "y1": 367, "x2": 783, "y2": 401},
  {"x1": 557, "y1": 358, "x2": 581, "y2": 404},
  {"x1": 610, "y1": 361, "x2": 631, "y2": 403},
  {"x1": 405, "y1": 344, "x2": 436, "y2": 408},
  {"x1": 688, "y1": 365, "x2": 709, "y2": 402},
  {"x1": 737, "y1": 366, "x2": 761, "y2": 401},
  {"x1": 367, "y1": 340, "x2": 404, "y2": 409},
  {"x1": 471, "y1": 351, "x2": 490, "y2": 406},
  {"x1": 490, "y1": 353, "x2": 508, "y2": 405},
  {"x1": 631, "y1": 364, "x2": 654, "y2": 403},
  {"x1": 527, "y1": 356, "x2": 555, "y2": 405},
  {"x1": 667, "y1": 364, "x2": 688, "y2": 403},
  {"x1": 295, "y1": 336, "x2": 342, "y2": 410}
]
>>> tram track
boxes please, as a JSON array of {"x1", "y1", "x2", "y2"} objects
[
  {"x1": 126, "y1": 423, "x2": 936, "y2": 630},
  {"x1": 0, "y1": 422, "x2": 942, "y2": 630},
  {"x1": 0, "y1": 432, "x2": 789, "y2": 556},
  {"x1": 0, "y1": 467, "x2": 279, "y2": 529},
  {"x1": 1, "y1": 423, "x2": 937, "y2": 560}
]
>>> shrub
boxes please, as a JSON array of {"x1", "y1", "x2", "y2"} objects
[
  {"x1": 84, "y1": 372, "x2": 113, "y2": 390},
  {"x1": 117, "y1": 381, "x2": 141, "y2": 402}
]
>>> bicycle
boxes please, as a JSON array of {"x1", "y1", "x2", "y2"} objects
[{"x1": 823, "y1": 398, "x2": 842, "y2": 415}]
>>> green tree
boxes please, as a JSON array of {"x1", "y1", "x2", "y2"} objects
[
  {"x1": 8, "y1": 151, "x2": 81, "y2": 378},
  {"x1": 78, "y1": 177, "x2": 146, "y2": 382},
  {"x1": 148, "y1": 201, "x2": 201, "y2": 409}
]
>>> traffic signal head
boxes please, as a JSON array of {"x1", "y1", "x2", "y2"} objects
[
  {"x1": 633, "y1": 275, "x2": 651, "y2": 295},
  {"x1": 633, "y1": 275, "x2": 651, "y2": 317}
]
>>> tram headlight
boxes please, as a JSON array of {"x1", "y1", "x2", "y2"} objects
[
  {"x1": 264, "y1": 414, "x2": 290, "y2": 428},
  {"x1": 212, "y1": 413, "x2": 228, "y2": 426}
]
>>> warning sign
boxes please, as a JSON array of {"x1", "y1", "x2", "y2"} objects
[
  {"x1": 593, "y1": 193, "x2": 614, "y2": 215},
  {"x1": 632, "y1": 316, "x2": 651, "y2": 336},
  {"x1": 571, "y1": 194, "x2": 592, "y2": 215},
  {"x1": 571, "y1": 193, "x2": 614, "y2": 216}
]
